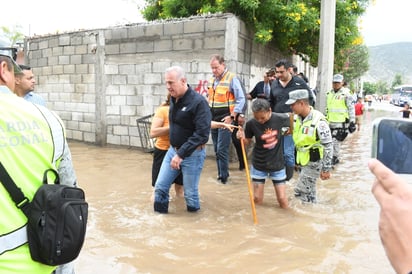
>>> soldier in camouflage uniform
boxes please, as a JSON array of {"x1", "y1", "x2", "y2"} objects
[{"x1": 285, "y1": 89, "x2": 333, "y2": 203}]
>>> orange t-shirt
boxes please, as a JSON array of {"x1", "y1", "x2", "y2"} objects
[{"x1": 154, "y1": 105, "x2": 170, "y2": 150}]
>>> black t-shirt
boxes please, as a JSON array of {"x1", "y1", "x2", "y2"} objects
[
  {"x1": 244, "y1": 112, "x2": 290, "y2": 171},
  {"x1": 269, "y1": 76, "x2": 313, "y2": 113},
  {"x1": 401, "y1": 109, "x2": 411, "y2": 118}
]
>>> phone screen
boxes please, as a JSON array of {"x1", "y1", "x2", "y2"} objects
[{"x1": 372, "y1": 118, "x2": 412, "y2": 174}]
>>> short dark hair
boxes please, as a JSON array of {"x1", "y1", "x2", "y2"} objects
[
  {"x1": 19, "y1": 64, "x2": 31, "y2": 70},
  {"x1": 297, "y1": 72, "x2": 309, "y2": 83},
  {"x1": 275, "y1": 59, "x2": 292, "y2": 69}
]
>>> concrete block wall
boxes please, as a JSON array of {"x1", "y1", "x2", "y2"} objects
[{"x1": 25, "y1": 13, "x2": 309, "y2": 151}]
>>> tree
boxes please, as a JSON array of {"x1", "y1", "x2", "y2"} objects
[
  {"x1": 142, "y1": 0, "x2": 371, "y2": 68},
  {"x1": 363, "y1": 81, "x2": 375, "y2": 95},
  {"x1": 375, "y1": 81, "x2": 390, "y2": 95},
  {"x1": 363, "y1": 81, "x2": 389, "y2": 95},
  {"x1": 334, "y1": 44, "x2": 369, "y2": 83},
  {"x1": 391, "y1": 73, "x2": 402, "y2": 88},
  {"x1": 1, "y1": 25, "x2": 25, "y2": 46}
]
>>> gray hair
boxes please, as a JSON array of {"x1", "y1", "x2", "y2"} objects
[
  {"x1": 251, "y1": 98, "x2": 271, "y2": 113},
  {"x1": 165, "y1": 66, "x2": 186, "y2": 80}
]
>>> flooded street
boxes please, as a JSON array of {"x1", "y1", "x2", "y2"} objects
[{"x1": 73, "y1": 101, "x2": 401, "y2": 274}]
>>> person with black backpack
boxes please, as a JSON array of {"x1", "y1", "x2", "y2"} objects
[{"x1": 0, "y1": 37, "x2": 87, "y2": 274}]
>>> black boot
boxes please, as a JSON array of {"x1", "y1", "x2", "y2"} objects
[
  {"x1": 332, "y1": 156, "x2": 340, "y2": 166},
  {"x1": 286, "y1": 166, "x2": 294, "y2": 181}
]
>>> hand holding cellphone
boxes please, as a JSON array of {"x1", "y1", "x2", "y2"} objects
[{"x1": 372, "y1": 117, "x2": 412, "y2": 175}]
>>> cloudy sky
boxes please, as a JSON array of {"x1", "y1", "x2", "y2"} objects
[
  {"x1": 1, "y1": 0, "x2": 411, "y2": 46},
  {"x1": 1, "y1": 0, "x2": 145, "y2": 36},
  {"x1": 360, "y1": 0, "x2": 412, "y2": 46}
]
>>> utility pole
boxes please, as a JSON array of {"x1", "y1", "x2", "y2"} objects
[{"x1": 316, "y1": 0, "x2": 336, "y2": 113}]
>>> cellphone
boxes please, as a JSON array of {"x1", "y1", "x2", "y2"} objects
[{"x1": 372, "y1": 117, "x2": 412, "y2": 175}]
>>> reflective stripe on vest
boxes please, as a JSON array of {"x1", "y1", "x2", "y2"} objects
[
  {"x1": 326, "y1": 89, "x2": 349, "y2": 123},
  {"x1": 293, "y1": 110, "x2": 324, "y2": 165},
  {"x1": 0, "y1": 225, "x2": 27, "y2": 255},
  {"x1": 208, "y1": 71, "x2": 236, "y2": 112},
  {"x1": 0, "y1": 104, "x2": 65, "y2": 255},
  {"x1": 33, "y1": 104, "x2": 65, "y2": 164}
]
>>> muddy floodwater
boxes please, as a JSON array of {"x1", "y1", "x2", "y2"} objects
[{"x1": 73, "y1": 101, "x2": 401, "y2": 274}]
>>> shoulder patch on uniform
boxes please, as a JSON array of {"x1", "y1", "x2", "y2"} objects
[{"x1": 318, "y1": 122, "x2": 328, "y2": 131}]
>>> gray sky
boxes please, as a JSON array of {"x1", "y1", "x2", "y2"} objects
[
  {"x1": 1, "y1": 0, "x2": 410, "y2": 47},
  {"x1": 0, "y1": 0, "x2": 145, "y2": 36},
  {"x1": 361, "y1": 0, "x2": 412, "y2": 46}
]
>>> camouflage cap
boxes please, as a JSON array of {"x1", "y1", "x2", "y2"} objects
[
  {"x1": 0, "y1": 36, "x2": 21, "y2": 74},
  {"x1": 285, "y1": 89, "x2": 309, "y2": 105},
  {"x1": 332, "y1": 74, "x2": 344, "y2": 83}
]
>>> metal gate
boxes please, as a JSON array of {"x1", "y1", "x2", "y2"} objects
[{"x1": 136, "y1": 114, "x2": 155, "y2": 153}]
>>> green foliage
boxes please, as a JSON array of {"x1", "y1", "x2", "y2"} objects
[
  {"x1": 335, "y1": 44, "x2": 369, "y2": 83},
  {"x1": 375, "y1": 81, "x2": 390, "y2": 95},
  {"x1": 362, "y1": 82, "x2": 375, "y2": 95},
  {"x1": 1, "y1": 26, "x2": 25, "y2": 46},
  {"x1": 391, "y1": 74, "x2": 402, "y2": 88},
  {"x1": 363, "y1": 81, "x2": 390, "y2": 95},
  {"x1": 142, "y1": 0, "x2": 371, "y2": 68}
]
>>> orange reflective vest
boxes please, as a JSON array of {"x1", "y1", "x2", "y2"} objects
[{"x1": 208, "y1": 71, "x2": 236, "y2": 121}]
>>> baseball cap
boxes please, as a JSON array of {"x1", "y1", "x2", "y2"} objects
[
  {"x1": 332, "y1": 74, "x2": 344, "y2": 83},
  {"x1": 285, "y1": 89, "x2": 309, "y2": 105},
  {"x1": 0, "y1": 36, "x2": 22, "y2": 74}
]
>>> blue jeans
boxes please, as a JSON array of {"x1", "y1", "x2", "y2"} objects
[
  {"x1": 154, "y1": 146, "x2": 206, "y2": 213},
  {"x1": 283, "y1": 134, "x2": 295, "y2": 167},
  {"x1": 211, "y1": 127, "x2": 231, "y2": 180},
  {"x1": 251, "y1": 166, "x2": 286, "y2": 182}
]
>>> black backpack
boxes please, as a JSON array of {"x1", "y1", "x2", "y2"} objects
[{"x1": 0, "y1": 163, "x2": 88, "y2": 266}]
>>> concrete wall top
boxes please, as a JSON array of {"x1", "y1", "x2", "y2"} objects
[{"x1": 24, "y1": 13, "x2": 314, "y2": 149}]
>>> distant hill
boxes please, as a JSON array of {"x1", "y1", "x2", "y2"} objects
[{"x1": 363, "y1": 42, "x2": 412, "y2": 85}]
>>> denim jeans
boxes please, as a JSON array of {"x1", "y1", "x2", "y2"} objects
[
  {"x1": 283, "y1": 134, "x2": 295, "y2": 167},
  {"x1": 154, "y1": 146, "x2": 206, "y2": 213},
  {"x1": 211, "y1": 127, "x2": 231, "y2": 180},
  {"x1": 152, "y1": 147, "x2": 183, "y2": 187}
]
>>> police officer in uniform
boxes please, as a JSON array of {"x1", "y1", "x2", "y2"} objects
[
  {"x1": 325, "y1": 74, "x2": 356, "y2": 166},
  {"x1": 0, "y1": 38, "x2": 77, "y2": 274},
  {"x1": 285, "y1": 89, "x2": 333, "y2": 203}
]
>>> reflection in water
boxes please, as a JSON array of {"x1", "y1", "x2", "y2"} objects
[{"x1": 74, "y1": 104, "x2": 399, "y2": 274}]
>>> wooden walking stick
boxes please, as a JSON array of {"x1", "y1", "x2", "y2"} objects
[{"x1": 240, "y1": 138, "x2": 258, "y2": 224}]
